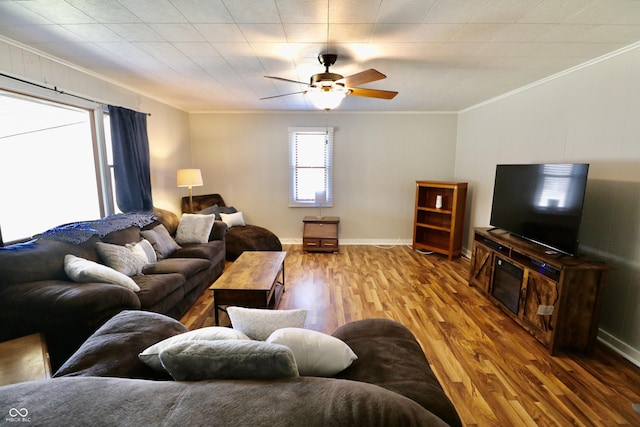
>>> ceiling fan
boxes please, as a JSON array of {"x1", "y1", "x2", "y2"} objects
[{"x1": 261, "y1": 54, "x2": 398, "y2": 110}]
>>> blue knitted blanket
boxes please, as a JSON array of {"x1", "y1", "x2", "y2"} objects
[{"x1": 34, "y1": 212, "x2": 157, "y2": 244}]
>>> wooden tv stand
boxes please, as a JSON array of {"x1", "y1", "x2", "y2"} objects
[{"x1": 469, "y1": 227, "x2": 608, "y2": 355}]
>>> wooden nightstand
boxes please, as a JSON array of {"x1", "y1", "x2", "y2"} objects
[
  {"x1": 303, "y1": 216, "x2": 340, "y2": 253},
  {"x1": 0, "y1": 333, "x2": 51, "y2": 386}
]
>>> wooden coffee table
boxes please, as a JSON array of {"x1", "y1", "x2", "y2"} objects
[{"x1": 209, "y1": 251, "x2": 286, "y2": 326}]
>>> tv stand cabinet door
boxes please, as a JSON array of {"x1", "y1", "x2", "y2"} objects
[
  {"x1": 469, "y1": 242, "x2": 493, "y2": 293},
  {"x1": 521, "y1": 273, "x2": 558, "y2": 347}
]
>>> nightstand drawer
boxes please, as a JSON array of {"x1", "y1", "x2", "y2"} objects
[
  {"x1": 303, "y1": 238, "x2": 321, "y2": 250},
  {"x1": 319, "y1": 239, "x2": 338, "y2": 249}
]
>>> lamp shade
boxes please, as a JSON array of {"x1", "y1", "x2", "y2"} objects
[{"x1": 177, "y1": 169, "x2": 203, "y2": 188}]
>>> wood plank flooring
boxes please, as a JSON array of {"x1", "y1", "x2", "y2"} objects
[{"x1": 181, "y1": 244, "x2": 640, "y2": 426}]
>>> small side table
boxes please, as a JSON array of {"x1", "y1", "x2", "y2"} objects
[
  {"x1": 0, "y1": 333, "x2": 51, "y2": 386},
  {"x1": 303, "y1": 216, "x2": 340, "y2": 252}
]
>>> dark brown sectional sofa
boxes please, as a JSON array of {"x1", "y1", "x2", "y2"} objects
[
  {"x1": 0, "y1": 311, "x2": 462, "y2": 426},
  {"x1": 0, "y1": 209, "x2": 226, "y2": 370}
]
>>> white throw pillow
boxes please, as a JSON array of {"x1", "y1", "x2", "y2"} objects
[
  {"x1": 175, "y1": 213, "x2": 215, "y2": 244},
  {"x1": 140, "y1": 224, "x2": 181, "y2": 259},
  {"x1": 64, "y1": 254, "x2": 140, "y2": 292},
  {"x1": 227, "y1": 307, "x2": 307, "y2": 341},
  {"x1": 95, "y1": 241, "x2": 145, "y2": 276},
  {"x1": 267, "y1": 327, "x2": 358, "y2": 376},
  {"x1": 139, "y1": 327, "x2": 251, "y2": 371},
  {"x1": 220, "y1": 211, "x2": 245, "y2": 228},
  {"x1": 126, "y1": 239, "x2": 157, "y2": 266}
]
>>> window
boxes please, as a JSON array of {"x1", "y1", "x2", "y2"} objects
[
  {"x1": 0, "y1": 90, "x2": 113, "y2": 243},
  {"x1": 288, "y1": 127, "x2": 333, "y2": 207}
]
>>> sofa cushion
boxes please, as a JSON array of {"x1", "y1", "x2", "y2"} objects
[
  {"x1": 227, "y1": 307, "x2": 307, "y2": 340},
  {"x1": 54, "y1": 310, "x2": 188, "y2": 380},
  {"x1": 96, "y1": 241, "x2": 145, "y2": 276},
  {"x1": 170, "y1": 241, "x2": 225, "y2": 264},
  {"x1": 140, "y1": 224, "x2": 181, "y2": 260},
  {"x1": 64, "y1": 255, "x2": 140, "y2": 292},
  {"x1": 266, "y1": 327, "x2": 357, "y2": 377},
  {"x1": 139, "y1": 327, "x2": 250, "y2": 372},
  {"x1": 175, "y1": 214, "x2": 215, "y2": 244},
  {"x1": 159, "y1": 340, "x2": 299, "y2": 381},
  {"x1": 142, "y1": 257, "x2": 210, "y2": 278},
  {"x1": 133, "y1": 273, "x2": 185, "y2": 308}
]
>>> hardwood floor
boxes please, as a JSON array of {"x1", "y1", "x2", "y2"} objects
[{"x1": 181, "y1": 244, "x2": 640, "y2": 426}]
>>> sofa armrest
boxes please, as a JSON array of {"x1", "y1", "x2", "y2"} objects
[
  {"x1": 0, "y1": 280, "x2": 141, "y2": 370},
  {"x1": 0, "y1": 280, "x2": 140, "y2": 324},
  {"x1": 332, "y1": 318, "x2": 462, "y2": 427},
  {"x1": 54, "y1": 310, "x2": 187, "y2": 379},
  {"x1": 210, "y1": 220, "x2": 228, "y2": 241}
]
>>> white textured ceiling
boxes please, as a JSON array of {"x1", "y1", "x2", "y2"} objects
[{"x1": 1, "y1": 0, "x2": 639, "y2": 112}]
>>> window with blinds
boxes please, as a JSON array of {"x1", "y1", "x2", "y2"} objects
[{"x1": 288, "y1": 127, "x2": 333, "y2": 207}]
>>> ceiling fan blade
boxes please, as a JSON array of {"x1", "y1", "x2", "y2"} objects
[
  {"x1": 349, "y1": 87, "x2": 398, "y2": 100},
  {"x1": 339, "y1": 69, "x2": 386, "y2": 87},
  {"x1": 260, "y1": 91, "x2": 306, "y2": 100},
  {"x1": 264, "y1": 76, "x2": 308, "y2": 85}
]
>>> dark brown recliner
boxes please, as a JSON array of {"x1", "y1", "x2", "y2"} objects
[{"x1": 181, "y1": 194, "x2": 282, "y2": 261}]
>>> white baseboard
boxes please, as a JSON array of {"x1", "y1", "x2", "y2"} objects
[
  {"x1": 597, "y1": 329, "x2": 640, "y2": 368},
  {"x1": 279, "y1": 238, "x2": 413, "y2": 246}
]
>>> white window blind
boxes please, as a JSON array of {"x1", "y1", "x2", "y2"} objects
[{"x1": 288, "y1": 127, "x2": 333, "y2": 207}]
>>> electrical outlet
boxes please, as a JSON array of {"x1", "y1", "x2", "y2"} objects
[{"x1": 537, "y1": 305, "x2": 554, "y2": 315}]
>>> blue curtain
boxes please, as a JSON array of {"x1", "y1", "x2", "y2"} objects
[{"x1": 108, "y1": 105, "x2": 153, "y2": 212}]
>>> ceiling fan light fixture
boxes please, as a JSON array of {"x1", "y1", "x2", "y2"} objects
[{"x1": 307, "y1": 84, "x2": 349, "y2": 110}]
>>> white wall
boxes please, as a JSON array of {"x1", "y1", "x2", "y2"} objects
[
  {"x1": 455, "y1": 44, "x2": 640, "y2": 365},
  {"x1": 0, "y1": 37, "x2": 192, "y2": 215},
  {"x1": 189, "y1": 112, "x2": 458, "y2": 243}
]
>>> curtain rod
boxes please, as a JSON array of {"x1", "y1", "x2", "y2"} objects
[{"x1": 0, "y1": 72, "x2": 151, "y2": 116}]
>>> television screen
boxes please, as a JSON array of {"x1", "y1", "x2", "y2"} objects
[{"x1": 489, "y1": 163, "x2": 589, "y2": 255}]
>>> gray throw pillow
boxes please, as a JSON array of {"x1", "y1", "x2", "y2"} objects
[
  {"x1": 96, "y1": 241, "x2": 145, "y2": 276},
  {"x1": 140, "y1": 224, "x2": 181, "y2": 260},
  {"x1": 159, "y1": 340, "x2": 299, "y2": 381},
  {"x1": 197, "y1": 205, "x2": 237, "y2": 220},
  {"x1": 139, "y1": 327, "x2": 250, "y2": 372}
]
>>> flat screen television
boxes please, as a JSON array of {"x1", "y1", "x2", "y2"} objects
[{"x1": 489, "y1": 163, "x2": 589, "y2": 256}]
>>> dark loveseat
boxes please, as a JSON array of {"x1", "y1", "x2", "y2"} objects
[
  {"x1": 0, "y1": 209, "x2": 227, "y2": 370},
  {"x1": 0, "y1": 310, "x2": 462, "y2": 426}
]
